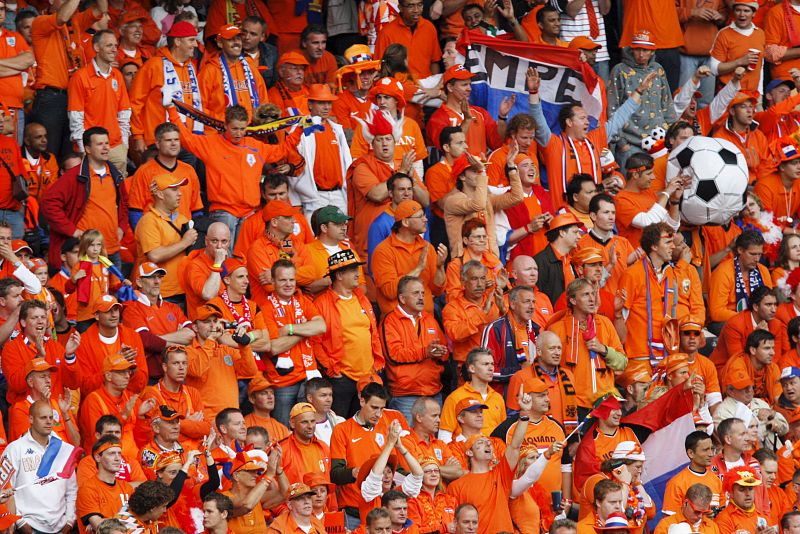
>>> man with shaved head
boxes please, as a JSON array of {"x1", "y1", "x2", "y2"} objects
[
  {"x1": 22, "y1": 123, "x2": 60, "y2": 202},
  {"x1": 179, "y1": 222, "x2": 231, "y2": 320},
  {"x1": 509, "y1": 255, "x2": 553, "y2": 329},
  {"x1": 506, "y1": 331, "x2": 577, "y2": 432}
]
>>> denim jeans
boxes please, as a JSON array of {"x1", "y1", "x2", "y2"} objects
[
  {"x1": 679, "y1": 54, "x2": 715, "y2": 108},
  {"x1": 592, "y1": 60, "x2": 610, "y2": 81},
  {"x1": 0, "y1": 209, "x2": 24, "y2": 239},
  {"x1": 272, "y1": 381, "x2": 306, "y2": 427}
]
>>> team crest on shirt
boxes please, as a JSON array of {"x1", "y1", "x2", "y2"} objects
[
  {"x1": 112, "y1": 79, "x2": 118, "y2": 91},
  {"x1": 223, "y1": 354, "x2": 234, "y2": 366},
  {"x1": 5, "y1": 37, "x2": 14, "y2": 46},
  {"x1": 293, "y1": 222, "x2": 301, "y2": 235},
  {"x1": 246, "y1": 154, "x2": 256, "y2": 167},
  {"x1": 167, "y1": 313, "x2": 176, "y2": 322},
  {"x1": 682, "y1": 279, "x2": 690, "y2": 293},
  {"x1": 434, "y1": 448, "x2": 442, "y2": 461},
  {"x1": 375, "y1": 433, "x2": 384, "y2": 447}
]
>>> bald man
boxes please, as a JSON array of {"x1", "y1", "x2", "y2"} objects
[
  {"x1": 180, "y1": 222, "x2": 232, "y2": 320},
  {"x1": 509, "y1": 255, "x2": 553, "y2": 329},
  {"x1": 22, "y1": 123, "x2": 60, "y2": 202}
]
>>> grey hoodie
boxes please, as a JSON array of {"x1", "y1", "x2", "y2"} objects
[{"x1": 607, "y1": 47, "x2": 677, "y2": 154}]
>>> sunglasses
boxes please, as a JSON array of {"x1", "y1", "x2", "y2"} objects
[
  {"x1": 685, "y1": 500, "x2": 711, "y2": 515},
  {"x1": 682, "y1": 331, "x2": 702, "y2": 337}
]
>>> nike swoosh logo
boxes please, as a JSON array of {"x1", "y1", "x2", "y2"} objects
[{"x1": 351, "y1": 438, "x2": 362, "y2": 443}]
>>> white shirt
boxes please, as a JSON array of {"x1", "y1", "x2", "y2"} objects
[{"x1": 1, "y1": 432, "x2": 77, "y2": 532}]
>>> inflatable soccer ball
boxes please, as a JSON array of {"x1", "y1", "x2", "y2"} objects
[{"x1": 665, "y1": 136, "x2": 748, "y2": 226}]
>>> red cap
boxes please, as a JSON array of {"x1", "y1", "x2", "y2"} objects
[
  {"x1": 166, "y1": 21, "x2": 198, "y2": 38},
  {"x1": 221, "y1": 258, "x2": 247, "y2": 279},
  {"x1": 28, "y1": 257, "x2": 48, "y2": 271},
  {"x1": 443, "y1": 64, "x2": 474, "y2": 85}
]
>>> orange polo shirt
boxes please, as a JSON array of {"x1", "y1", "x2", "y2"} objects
[
  {"x1": 67, "y1": 60, "x2": 130, "y2": 148},
  {"x1": 32, "y1": 10, "x2": 99, "y2": 90},
  {"x1": 442, "y1": 293, "x2": 500, "y2": 363},
  {"x1": 662, "y1": 466, "x2": 725, "y2": 514},
  {"x1": 714, "y1": 503, "x2": 758, "y2": 534},
  {"x1": 374, "y1": 17, "x2": 441, "y2": 79},
  {"x1": 347, "y1": 154, "x2": 396, "y2": 260},
  {"x1": 302, "y1": 50, "x2": 338, "y2": 85},
  {"x1": 424, "y1": 160, "x2": 454, "y2": 219},
  {"x1": 134, "y1": 207, "x2": 190, "y2": 297},
  {"x1": 0, "y1": 29, "x2": 31, "y2": 108},
  {"x1": 280, "y1": 433, "x2": 331, "y2": 486},
  {"x1": 76, "y1": 167, "x2": 121, "y2": 254},
  {"x1": 330, "y1": 416, "x2": 393, "y2": 509},
  {"x1": 615, "y1": 189, "x2": 660, "y2": 248},
  {"x1": 126, "y1": 159, "x2": 203, "y2": 221}
]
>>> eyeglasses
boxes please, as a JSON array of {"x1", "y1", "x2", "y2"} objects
[{"x1": 682, "y1": 331, "x2": 702, "y2": 338}]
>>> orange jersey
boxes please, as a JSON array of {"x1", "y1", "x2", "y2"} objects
[
  {"x1": 710, "y1": 25, "x2": 765, "y2": 91},
  {"x1": 753, "y1": 173, "x2": 800, "y2": 223},
  {"x1": 198, "y1": 55, "x2": 269, "y2": 121},
  {"x1": 233, "y1": 206, "x2": 313, "y2": 258},
  {"x1": 374, "y1": 17, "x2": 441, "y2": 79},
  {"x1": 539, "y1": 131, "x2": 604, "y2": 209},
  {"x1": 332, "y1": 90, "x2": 371, "y2": 131},
  {"x1": 76, "y1": 169, "x2": 122, "y2": 255},
  {"x1": 260, "y1": 293, "x2": 321, "y2": 388},
  {"x1": 245, "y1": 235, "x2": 313, "y2": 306},
  {"x1": 577, "y1": 232, "x2": 637, "y2": 297},
  {"x1": 721, "y1": 352, "x2": 782, "y2": 404},
  {"x1": 446, "y1": 457, "x2": 515, "y2": 534},
  {"x1": 713, "y1": 123, "x2": 772, "y2": 184},
  {"x1": 129, "y1": 49, "x2": 202, "y2": 146},
  {"x1": 178, "y1": 249, "x2": 222, "y2": 321},
  {"x1": 714, "y1": 503, "x2": 759, "y2": 534},
  {"x1": 168, "y1": 107, "x2": 287, "y2": 217},
  {"x1": 67, "y1": 61, "x2": 130, "y2": 147},
  {"x1": 75, "y1": 476, "x2": 133, "y2": 534},
  {"x1": 0, "y1": 29, "x2": 31, "y2": 108},
  {"x1": 708, "y1": 259, "x2": 773, "y2": 323},
  {"x1": 31, "y1": 10, "x2": 99, "y2": 90},
  {"x1": 655, "y1": 511, "x2": 721, "y2": 534},
  {"x1": 330, "y1": 416, "x2": 394, "y2": 508},
  {"x1": 764, "y1": 3, "x2": 800, "y2": 80},
  {"x1": 267, "y1": 83, "x2": 309, "y2": 115},
  {"x1": 380, "y1": 308, "x2": 446, "y2": 397},
  {"x1": 137, "y1": 382, "x2": 209, "y2": 448},
  {"x1": 505, "y1": 416, "x2": 566, "y2": 494},
  {"x1": 126, "y1": 158, "x2": 203, "y2": 220},
  {"x1": 22, "y1": 150, "x2": 59, "y2": 203}
]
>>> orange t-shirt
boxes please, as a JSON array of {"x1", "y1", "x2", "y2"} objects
[
  {"x1": 753, "y1": 173, "x2": 800, "y2": 223},
  {"x1": 619, "y1": 0, "x2": 683, "y2": 49},
  {"x1": 178, "y1": 250, "x2": 221, "y2": 320},
  {"x1": 260, "y1": 293, "x2": 321, "y2": 388},
  {"x1": 126, "y1": 159, "x2": 203, "y2": 220},
  {"x1": 710, "y1": 25, "x2": 765, "y2": 91},
  {"x1": 224, "y1": 489, "x2": 266, "y2": 534},
  {"x1": 425, "y1": 159, "x2": 455, "y2": 219},
  {"x1": 350, "y1": 116, "x2": 428, "y2": 166},
  {"x1": 332, "y1": 90, "x2": 371, "y2": 131},
  {"x1": 0, "y1": 29, "x2": 31, "y2": 108},
  {"x1": 446, "y1": 457, "x2": 515, "y2": 534},
  {"x1": 31, "y1": 10, "x2": 99, "y2": 90},
  {"x1": 280, "y1": 433, "x2": 331, "y2": 486},
  {"x1": 662, "y1": 466, "x2": 725, "y2": 513},
  {"x1": 134, "y1": 207, "x2": 190, "y2": 297},
  {"x1": 347, "y1": 154, "x2": 397, "y2": 260},
  {"x1": 505, "y1": 416, "x2": 565, "y2": 494},
  {"x1": 302, "y1": 50, "x2": 338, "y2": 85},
  {"x1": 76, "y1": 167, "x2": 121, "y2": 254},
  {"x1": 374, "y1": 17, "x2": 441, "y2": 79},
  {"x1": 764, "y1": 4, "x2": 800, "y2": 80},
  {"x1": 75, "y1": 476, "x2": 133, "y2": 534},
  {"x1": 243, "y1": 412, "x2": 290, "y2": 443},
  {"x1": 67, "y1": 62, "x2": 130, "y2": 148}
]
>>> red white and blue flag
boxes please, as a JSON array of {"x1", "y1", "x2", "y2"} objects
[{"x1": 457, "y1": 31, "x2": 603, "y2": 135}]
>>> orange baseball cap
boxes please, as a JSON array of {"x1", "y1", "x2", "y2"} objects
[
  {"x1": 151, "y1": 174, "x2": 189, "y2": 191},
  {"x1": 247, "y1": 374, "x2": 273, "y2": 395},
  {"x1": 455, "y1": 398, "x2": 489, "y2": 414},
  {"x1": 728, "y1": 90, "x2": 759, "y2": 109},
  {"x1": 289, "y1": 402, "x2": 316, "y2": 419},
  {"x1": 102, "y1": 352, "x2": 136, "y2": 373},
  {"x1": 138, "y1": 262, "x2": 167, "y2": 278},
  {"x1": 11, "y1": 239, "x2": 31, "y2": 254},
  {"x1": 727, "y1": 368, "x2": 751, "y2": 390},
  {"x1": 443, "y1": 64, "x2": 474, "y2": 85},
  {"x1": 217, "y1": 24, "x2": 241, "y2": 39},
  {"x1": 308, "y1": 84, "x2": 338, "y2": 102},
  {"x1": 570, "y1": 247, "x2": 604, "y2": 266},
  {"x1": 664, "y1": 353, "x2": 689, "y2": 375},
  {"x1": 94, "y1": 295, "x2": 122, "y2": 314},
  {"x1": 523, "y1": 377, "x2": 553, "y2": 394},
  {"x1": 25, "y1": 358, "x2": 56, "y2": 377},
  {"x1": 195, "y1": 304, "x2": 223, "y2": 321},
  {"x1": 262, "y1": 199, "x2": 296, "y2": 221},
  {"x1": 119, "y1": 11, "x2": 147, "y2": 25},
  {"x1": 153, "y1": 450, "x2": 182, "y2": 471},
  {"x1": 221, "y1": 258, "x2": 247, "y2": 279},
  {"x1": 394, "y1": 200, "x2": 423, "y2": 221},
  {"x1": 568, "y1": 36, "x2": 601, "y2": 50},
  {"x1": 616, "y1": 369, "x2": 652, "y2": 388},
  {"x1": 0, "y1": 510, "x2": 21, "y2": 531},
  {"x1": 303, "y1": 472, "x2": 334, "y2": 489},
  {"x1": 287, "y1": 482, "x2": 316, "y2": 500},
  {"x1": 278, "y1": 51, "x2": 310, "y2": 67}
]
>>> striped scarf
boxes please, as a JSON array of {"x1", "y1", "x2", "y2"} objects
[{"x1": 534, "y1": 365, "x2": 578, "y2": 429}]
